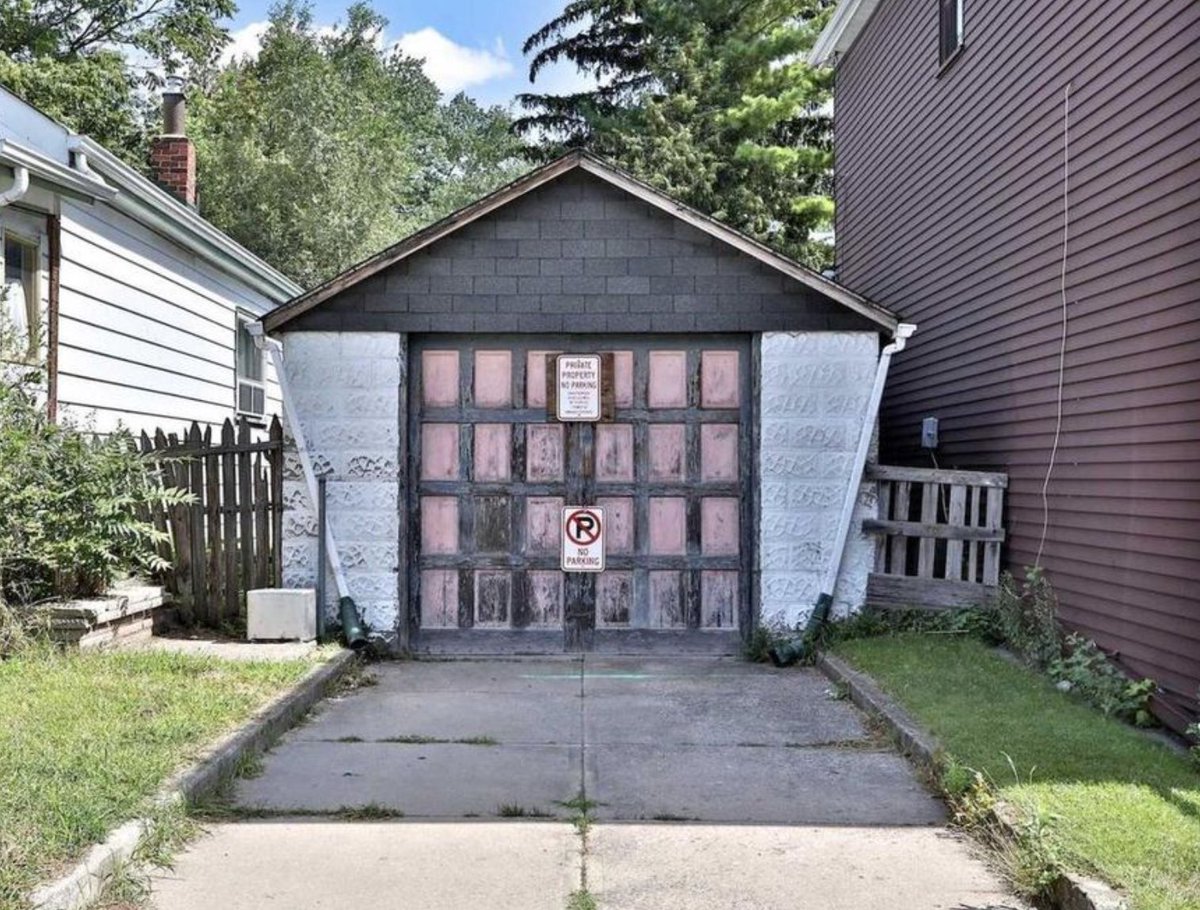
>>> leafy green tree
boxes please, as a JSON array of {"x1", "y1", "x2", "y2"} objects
[
  {"x1": 518, "y1": 0, "x2": 834, "y2": 267},
  {"x1": 191, "y1": 2, "x2": 525, "y2": 288},
  {"x1": 0, "y1": 0, "x2": 235, "y2": 162}
]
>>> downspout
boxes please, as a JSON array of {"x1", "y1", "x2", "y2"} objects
[
  {"x1": 769, "y1": 322, "x2": 917, "y2": 667},
  {"x1": 247, "y1": 323, "x2": 367, "y2": 650},
  {"x1": 0, "y1": 165, "x2": 30, "y2": 206}
]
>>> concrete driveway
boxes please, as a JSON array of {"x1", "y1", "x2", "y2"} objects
[{"x1": 150, "y1": 657, "x2": 1026, "y2": 909}]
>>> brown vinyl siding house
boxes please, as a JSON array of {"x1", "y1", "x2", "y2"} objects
[{"x1": 813, "y1": 0, "x2": 1200, "y2": 729}]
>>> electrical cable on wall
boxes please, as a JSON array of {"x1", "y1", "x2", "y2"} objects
[{"x1": 1035, "y1": 83, "x2": 1072, "y2": 568}]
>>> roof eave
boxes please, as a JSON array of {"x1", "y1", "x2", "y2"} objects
[
  {"x1": 78, "y1": 137, "x2": 303, "y2": 303},
  {"x1": 808, "y1": 0, "x2": 882, "y2": 67}
]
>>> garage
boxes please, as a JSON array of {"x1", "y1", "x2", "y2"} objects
[
  {"x1": 265, "y1": 150, "x2": 899, "y2": 654},
  {"x1": 411, "y1": 336, "x2": 752, "y2": 653}
]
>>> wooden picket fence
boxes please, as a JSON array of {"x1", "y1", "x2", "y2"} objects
[
  {"x1": 862, "y1": 464, "x2": 1008, "y2": 610},
  {"x1": 140, "y1": 416, "x2": 284, "y2": 626}
]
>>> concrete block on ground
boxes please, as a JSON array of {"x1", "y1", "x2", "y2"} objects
[{"x1": 247, "y1": 589, "x2": 317, "y2": 642}]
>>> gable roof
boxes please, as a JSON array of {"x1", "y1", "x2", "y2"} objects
[
  {"x1": 808, "y1": 0, "x2": 883, "y2": 66},
  {"x1": 263, "y1": 150, "x2": 897, "y2": 333}
]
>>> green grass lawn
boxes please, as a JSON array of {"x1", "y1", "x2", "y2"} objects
[
  {"x1": 0, "y1": 647, "x2": 316, "y2": 909},
  {"x1": 833, "y1": 634, "x2": 1200, "y2": 910}
]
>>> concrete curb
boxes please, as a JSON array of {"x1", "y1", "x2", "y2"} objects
[
  {"x1": 815, "y1": 651, "x2": 1129, "y2": 910},
  {"x1": 29, "y1": 649, "x2": 358, "y2": 910}
]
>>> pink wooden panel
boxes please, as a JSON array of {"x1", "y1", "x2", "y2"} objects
[
  {"x1": 474, "y1": 570, "x2": 511, "y2": 627},
  {"x1": 526, "y1": 497, "x2": 564, "y2": 554},
  {"x1": 596, "y1": 424, "x2": 634, "y2": 481},
  {"x1": 420, "y1": 424, "x2": 459, "y2": 480},
  {"x1": 526, "y1": 424, "x2": 564, "y2": 481},
  {"x1": 700, "y1": 424, "x2": 739, "y2": 482},
  {"x1": 596, "y1": 572, "x2": 634, "y2": 627},
  {"x1": 648, "y1": 572, "x2": 684, "y2": 628},
  {"x1": 473, "y1": 424, "x2": 511, "y2": 482},
  {"x1": 648, "y1": 351, "x2": 688, "y2": 408},
  {"x1": 701, "y1": 351, "x2": 739, "y2": 408},
  {"x1": 701, "y1": 498, "x2": 739, "y2": 555},
  {"x1": 596, "y1": 497, "x2": 634, "y2": 554},
  {"x1": 528, "y1": 571, "x2": 563, "y2": 627},
  {"x1": 649, "y1": 497, "x2": 687, "y2": 555},
  {"x1": 701, "y1": 571, "x2": 738, "y2": 629},
  {"x1": 612, "y1": 351, "x2": 634, "y2": 407},
  {"x1": 648, "y1": 424, "x2": 686, "y2": 481},
  {"x1": 474, "y1": 350, "x2": 512, "y2": 408},
  {"x1": 420, "y1": 496, "x2": 458, "y2": 554},
  {"x1": 420, "y1": 569, "x2": 458, "y2": 628},
  {"x1": 526, "y1": 350, "x2": 560, "y2": 408},
  {"x1": 422, "y1": 351, "x2": 459, "y2": 407}
]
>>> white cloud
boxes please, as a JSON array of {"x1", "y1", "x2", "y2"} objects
[
  {"x1": 393, "y1": 28, "x2": 514, "y2": 95},
  {"x1": 220, "y1": 20, "x2": 269, "y2": 65}
]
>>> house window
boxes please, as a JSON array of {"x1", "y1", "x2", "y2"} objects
[
  {"x1": 3, "y1": 233, "x2": 39, "y2": 361},
  {"x1": 939, "y1": 0, "x2": 964, "y2": 65},
  {"x1": 235, "y1": 316, "x2": 266, "y2": 419}
]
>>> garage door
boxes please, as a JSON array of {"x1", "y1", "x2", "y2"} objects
[{"x1": 410, "y1": 335, "x2": 752, "y2": 653}]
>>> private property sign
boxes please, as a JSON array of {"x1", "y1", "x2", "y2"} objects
[
  {"x1": 562, "y1": 506, "x2": 605, "y2": 572},
  {"x1": 556, "y1": 354, "x2": 602, "y2": 421}
]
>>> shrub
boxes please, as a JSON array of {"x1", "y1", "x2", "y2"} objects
[
  {"x1": 994, "y1": 567, "x2": 1061, "y2": 669},
  {"x1": 1049, "y1": 634, "x2": 1156, "y2": 726},
  {"x1": 0, "y1": 339, "x2": 188, "y2": 610}
]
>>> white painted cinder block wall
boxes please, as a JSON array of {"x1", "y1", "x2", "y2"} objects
[
  {"x1": 758, "y1": 332, "x2": 879, "y2": 629},
  {"x1": 276, "y1": 329, "x2": 878, "y2": 643},
  {"x1": 278, "y1": 332, "x2": 404, "y2": 641}
]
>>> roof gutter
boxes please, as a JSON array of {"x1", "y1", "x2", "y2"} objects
[
  {"x1": 76, "y1": 137, "x2": 302, "y2": 303},
  {"x1": 0, "y1": 138, "x2": 116, "y2": 202}
]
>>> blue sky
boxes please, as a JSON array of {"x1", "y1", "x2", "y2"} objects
[{"x1": 223, "y1": 0, "x2": 595, "y2": 108}]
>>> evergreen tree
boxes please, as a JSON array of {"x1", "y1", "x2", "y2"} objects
[{"x1": 518, "y1": 0, "x2": 834, "y2": 267}]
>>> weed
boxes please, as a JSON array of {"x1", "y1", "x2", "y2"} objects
[
  {"x1": 334, "y1": 735, "x2": 364, "y2": 743},
  {"x1": 337, "y1": 804, "x2": 404, "y2": 820},
  {"x1": 1049, "y1": 634, "x2": 1156, "y2": 725},
  {"x1": 377, "y1": 734, "x2": 499, "y2": 745},
  {"x1": 994, "y1": 567, "x2": 1060, "y2": 669},
  {"x1": 332, "y1": 663, "x2": 377, "y2": 695},
  {"x1": 566, "y1": 889, "x2": 597, "y2": 910},
  {"x1": 826, "y1": 680, "x2": 849, "y2": 700},
  {"x1": 233, "y1": 751, "x2": 265, "y2": 780},
  {"x1": 742, "y1": 623, "x2": 786, "y2": 663},
  {"x1": 498, "y1": 804, "x2": 530, "y2": 817},
  {"x1": 457, "y1": 735, "x2": 498, "y2": 746},
  {"x1": 650, "y1": 813, "x2": 693, "y2": 821}
]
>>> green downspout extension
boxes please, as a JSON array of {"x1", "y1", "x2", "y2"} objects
[{"x1": 769, "y1": 323, "x2": 917, "y2": 668}]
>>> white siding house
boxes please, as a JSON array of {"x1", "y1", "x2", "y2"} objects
[{"x1": 0, "y1": 85, "x2": 301, "y2": 436}]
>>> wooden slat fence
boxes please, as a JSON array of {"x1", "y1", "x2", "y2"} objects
[
  {"x1": 140, "y1": 416, "x2": 284, "y2": 626},
  {"x1": 863, "y1": 464, "x2": 1008, "y2": 610}
]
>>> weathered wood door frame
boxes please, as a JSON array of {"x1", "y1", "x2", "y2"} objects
[{"x1": 407, "y1": 333, "x2": 755, "y2": 655}]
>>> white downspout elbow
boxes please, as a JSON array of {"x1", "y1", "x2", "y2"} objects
[{"x1": 0, "y1": 166, "x2": 30, "y2": 207}]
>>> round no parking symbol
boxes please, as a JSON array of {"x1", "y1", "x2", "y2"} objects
[{"x1": 562, "y1": 507, "x2": 605, "y2": 572}]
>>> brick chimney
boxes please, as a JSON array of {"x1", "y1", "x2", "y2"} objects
[{"x1": 149, "y1": 76, "x2": 196, "y2": 207}]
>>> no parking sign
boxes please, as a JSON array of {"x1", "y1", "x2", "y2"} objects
[{"x1": 562, "y1": 507, "x2": 605, "y2": 572}]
